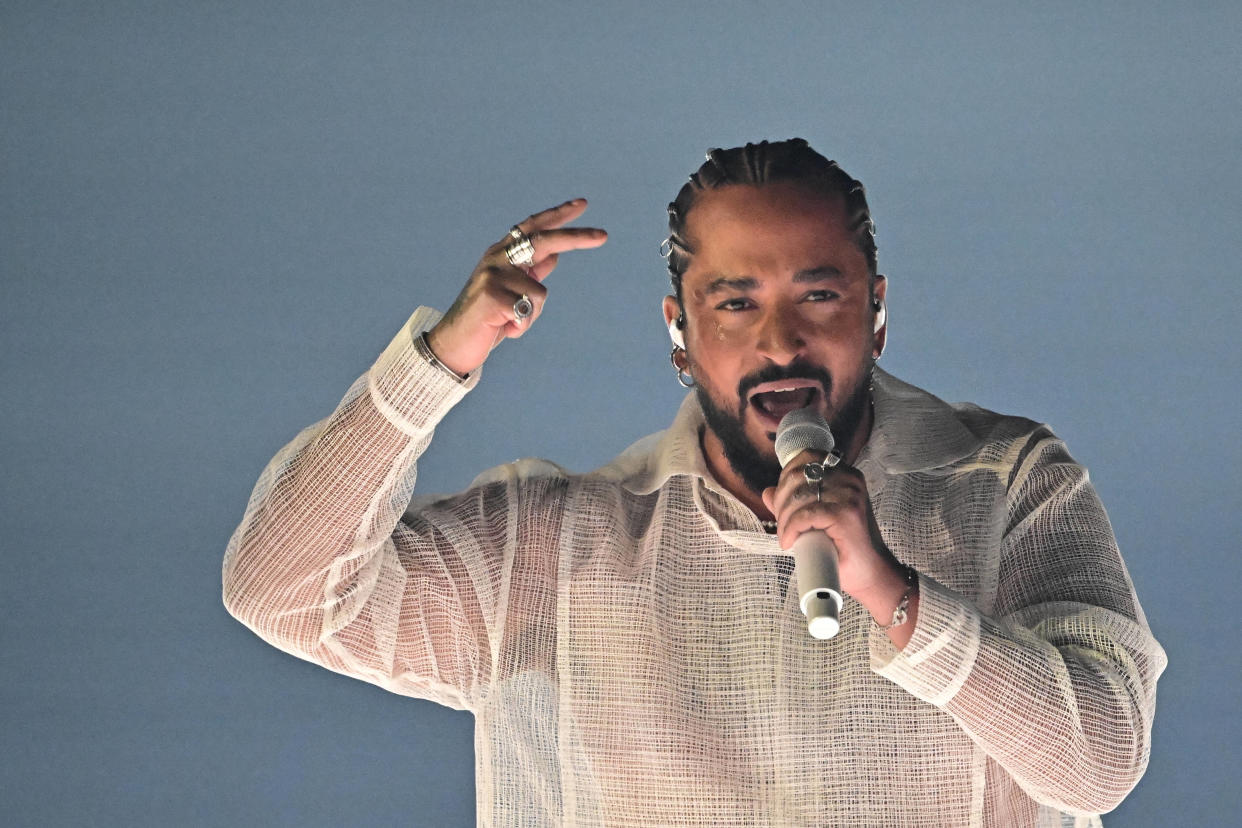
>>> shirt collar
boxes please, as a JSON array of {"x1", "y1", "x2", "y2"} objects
[
  {"x1": 597, "y1": 367, "x2": 984, "y2": 495},
  {"x1": 594, "y1": 393, "x2": 710, "y2": 496}
]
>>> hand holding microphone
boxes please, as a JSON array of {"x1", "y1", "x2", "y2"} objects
[
  {"x1": 773, "y1": 408, "x2": 843, "y2": 639},
  {"x1": 766, "y1": 407, "x2": 915, "y2": 642}
]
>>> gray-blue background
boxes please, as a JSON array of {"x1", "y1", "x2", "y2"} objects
[{"x1": 4, "y1": 1, "x2": 1239, "y2": 824}]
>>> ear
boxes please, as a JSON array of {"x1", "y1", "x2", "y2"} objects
[
  {"x1": 662, "y1": 295, "x2": 685, "y2": 349},
  {"x1": 871, "y1": 275, "x2": 888, "y2": 357}
]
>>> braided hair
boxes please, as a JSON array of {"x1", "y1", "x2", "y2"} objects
[{"x1": 664, "y1": 139, "x2": 877, "y2": 304}]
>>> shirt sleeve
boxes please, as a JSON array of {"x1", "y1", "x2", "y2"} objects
[
  {"x1": 870, "y1": 432, "x2": 1167, "y2": 815},
  {"x1": 222, "y1": 307, "x2": 513, "y2": 711}
]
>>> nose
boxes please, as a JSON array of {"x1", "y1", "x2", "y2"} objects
[{"x1": 755, "y1": 304, "x2": 807, "y2": 364}]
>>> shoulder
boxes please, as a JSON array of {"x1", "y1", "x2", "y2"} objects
[
  {"x1": 870, "y1": 369, "x2": 1057, "y2": 475},
  {"x1": 405, "y1": 429, "x2": 674, "y2": 526},
  {"x1": 950, "y1": 399, "x2": 1053, "y2": 457},
  {"x1": 461, "y1": 431, "x2": 671, "y2": 493},
  {"x1": 587, "y1": 431, "x2": 667, "y2": 489},
  {"x1": 583, "y1": 393, "x2": 707, "y2": 495},
  {"x1": 403, "y1": 457, "x2": 576, "y2": 524}
]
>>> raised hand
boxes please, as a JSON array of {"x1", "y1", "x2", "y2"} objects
[{"x1": 426, "y1": 199, "x2": 607, "y2": 377}]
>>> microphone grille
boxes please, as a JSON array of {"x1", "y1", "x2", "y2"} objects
[{"x1": 774, "y1": 408, "x2": 834, "y2": 467}]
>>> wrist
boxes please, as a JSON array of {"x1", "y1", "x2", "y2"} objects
[
  {"x1": 424, "y1": 325, "x2": 479, "y2": 378},
  {"x1": 874, "y1": 564, "x2": 918, "y2": 631},
  {"x1": 857, "y1": 560, "x2": 917, "y2": 627},
  {"x1": 417, "y1": 330, "x2": 470, "y2": 382}
]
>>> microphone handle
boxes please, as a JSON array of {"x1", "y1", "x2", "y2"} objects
[{"x1": 792, "y1": 530, "x2": 843, "y2": 640}]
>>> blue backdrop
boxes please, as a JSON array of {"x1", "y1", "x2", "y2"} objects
[{"x1": 4, "y1": 1, "x2": 1239, "y2": 824}]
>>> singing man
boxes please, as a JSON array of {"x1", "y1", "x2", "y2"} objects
[{"x1": 224, "y1": 138, "x2": 1165, "y2": 826}]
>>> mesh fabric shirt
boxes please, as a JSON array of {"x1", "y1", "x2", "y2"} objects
[{"x1": 223, "y1": 307, "x2": 1166, "y2": 827}]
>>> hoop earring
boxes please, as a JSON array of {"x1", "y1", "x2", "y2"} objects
[{"x1": 670, "y1": 346, "x2": 695, "y2": 388}]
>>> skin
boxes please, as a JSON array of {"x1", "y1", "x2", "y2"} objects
[
  {"x1": 427, "y1": 199, "x2": 608, "y2": 377},
  {"x1": 663, "y1": 181, "x2": 916, "y2": 646},
  {"x1": 430, "y1": 187, "x2": 916, "y2": 647}
]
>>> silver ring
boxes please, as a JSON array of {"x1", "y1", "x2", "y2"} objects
[
  {"x1": 513, "y1": 294, "x2": 534, "y2": 322},
  {"x1": 504, "y1": 226, "x2": 536, "y2": 268},
  {"x1": 803, "y1": 462, "x2": 825, "y2": 501},
  {"x1": 803, "y1": 462, "x2": 826, "y2": 485}
]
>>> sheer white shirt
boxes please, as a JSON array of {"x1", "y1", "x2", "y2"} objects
[{"x1": 224, "y1": 307, "x2": 1166, "y2": 827}]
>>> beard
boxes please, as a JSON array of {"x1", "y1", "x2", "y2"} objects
[{"x1": 695, "y1": 357, "x2": 873, "y2": 496}]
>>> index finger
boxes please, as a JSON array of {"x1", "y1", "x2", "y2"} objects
[{"x1": 517, "y1": 198, "x2": 592, "y2": 233}]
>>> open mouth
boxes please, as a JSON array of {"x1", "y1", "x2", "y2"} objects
[{"x1": 747, "y1": 381, "x2": 823, "y2": 430}]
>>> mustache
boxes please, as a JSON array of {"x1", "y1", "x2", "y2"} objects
[{"x1": 737, "y1": 359, "x2": 833, "y2": 407}]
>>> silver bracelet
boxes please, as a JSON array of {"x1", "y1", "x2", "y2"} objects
[
  {"x1": 877, "y1": 564, "x2": 918, "y2": 631},
  {"x1": 415, "y1": 331, "x2": 469, "y2": 383}
]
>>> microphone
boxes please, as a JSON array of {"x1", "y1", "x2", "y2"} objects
[{"x1": 774, "y1": 408, "x2": 843, "y2": 640}]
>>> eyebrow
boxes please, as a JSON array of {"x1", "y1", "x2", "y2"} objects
[{"x1": 700, "y1": 266, "x2": 845, "y2": 296}]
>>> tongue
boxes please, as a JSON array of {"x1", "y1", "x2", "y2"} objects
[{"x1": 753, "y1": 388, "x2": 814, "y2": 420}]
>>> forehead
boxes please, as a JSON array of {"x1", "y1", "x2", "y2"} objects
[{"x1": 680, "y1": 181, "x2": 866, "y2": 288}]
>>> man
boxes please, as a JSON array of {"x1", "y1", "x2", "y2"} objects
[{"x1": 224, "y1": 139, "x2": 1165, "y2": 826}]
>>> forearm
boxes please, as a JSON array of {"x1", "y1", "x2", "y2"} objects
[
  {"x1": 947, "y1": 602, "x2": 1158, "y2": 813},
  {"x1": 871, "y1": 439, "x2": 1166, "y2": 814},
  {"x1": 222, "y1": 306, "x2": 475, "y2": 655},
  {"x1": 873, "y1": 577, "x2": 1160, "y2": 814}
]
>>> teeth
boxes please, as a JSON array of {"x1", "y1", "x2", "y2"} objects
[{"x1": 751, "y1": 386, "x2": 816, "y2": 415}]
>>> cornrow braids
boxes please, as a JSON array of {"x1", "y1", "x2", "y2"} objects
[{"x1": 663, "y1": 138, "x2": 878, "y2": 303}]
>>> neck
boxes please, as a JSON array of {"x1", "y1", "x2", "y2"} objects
[{"x1": 700, "y1": 426, "x2": 772, "y2": 518}]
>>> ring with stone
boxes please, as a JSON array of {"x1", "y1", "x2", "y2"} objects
[
  {"x1": 803, "y1": 461, "x2": 826, "y2": 500},
  {"x1": 504, "y1": 226, "x2": 536, "y2": 268},
  {"x1": 513, "y1": 294, "x2": 534, "y2": 322}
]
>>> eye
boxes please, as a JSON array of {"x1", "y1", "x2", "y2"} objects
[
  {"x1": 716, "y1": 297, "x2": 753, "y2": 312},
  {"x1": 803, "y1": 289, "x2": 838, "y2": 303}
]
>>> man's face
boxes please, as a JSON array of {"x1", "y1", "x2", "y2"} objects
[{"x1": 663, "y1": 181, "x2": 886, "y2": 496}]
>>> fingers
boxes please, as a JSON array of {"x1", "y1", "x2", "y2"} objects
[
  {"x1": 489, "y1": 227, "x2": 607, "y2": 272},
  {"x1": 764, "y1": 452, "x2": 868, "y2": 550},
  {"x1": 517, "y1": 198, "x2": 590, "y2": 233},
  {"x1": 764, "y1": 449, "x2": 828, "y2": 517},
  {"x1": 484, "y1": 266, "x2": 549, "y2": 337},
  {"x1": 431, "y1": 199, "x2": 603, "y2": 376},
  {"x1": 528, "y1": 253, "x2": 559, "y2": 282},
  {"x1": 529, "y1": 226, "x2": 609, "y2": 259},
  {"x1": 776, "y1": 488, "x2": 859, "y2": 551},
  {"x1": 490, "y1": 199, "x2": 607, "y2": 276}
]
